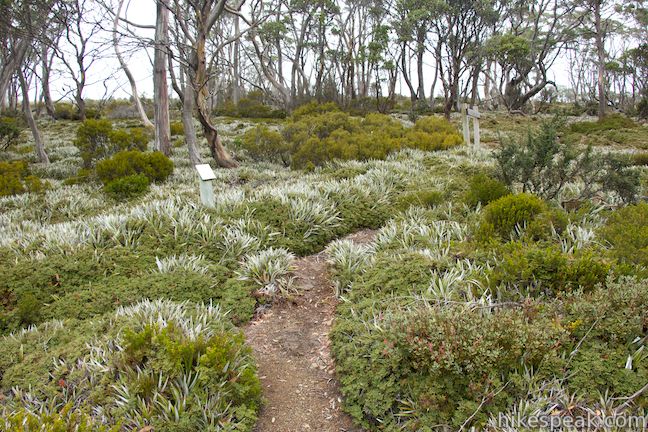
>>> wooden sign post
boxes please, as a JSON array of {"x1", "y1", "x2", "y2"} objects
[
  {"x1": 461, "y1": 104, "x2": 481, "y2": 148},
  {"x1": 195, "y1": 164, "x2": 216, "y2": 207}
]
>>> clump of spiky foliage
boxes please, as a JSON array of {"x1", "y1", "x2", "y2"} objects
[
  {"x1": 326, "y1": 239, "x2": 375, "y2": 297},
  {"x1": 237, "y1": 247, "x2": 296, "y2": 295},
  {"x1": 154, "y1": 254, "x2": 208, "y2": 274},
  {"x1": 0, "y1": 299, "x2": 261, "y2": 431}
]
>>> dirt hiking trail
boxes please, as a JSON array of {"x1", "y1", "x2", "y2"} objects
[{"x1": 244, "y1": 230, "x2": 375, "y2": 432}]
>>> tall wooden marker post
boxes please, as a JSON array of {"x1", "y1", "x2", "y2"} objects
[{"x1": 461, "y1": 104, "x2": 481, "y2": 148}]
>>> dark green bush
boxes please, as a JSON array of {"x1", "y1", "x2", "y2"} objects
[
  {"x1": 463, "y1": 173, "x2": 510, "y2": 208},
  {"x1": 53, "y1": 102, "x2": 78, "y2": 120},
  {"x1": 103, "y1": 174, "x2": 149, "y2": 199},
  {"x1": 0, "y1": 117, "x2": 21, "y2": 150},
  {"x1": 600, "y1": 202, "x2": 648, "y2": 267},
  {"x1": 96, "y1": 150, "x2": 173, "y2": 185},
  {"x1": 638, "y1": 95, "x2": 648, "y2": 119},
  {"x1": 496, "y1": 119, "x2": 639, "y2": 203},
  {"x1": 489, "y1": 243, "x2": 610, "y2": 297},
  {"x1": 482, "y1": 193, "x2": 547, "y2": 238},
  {"x1": 569, "y1": 114, "x2": 638, "y2": 134},
  {"x1": 74, "y1": 119, "x2": 149, "y2": 168}
]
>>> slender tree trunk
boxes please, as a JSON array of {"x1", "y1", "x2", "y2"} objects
[
  {"x1": 183, "y1": 81, "x2": 201, "y2": 165},
  {"x1": 154, "y1": 0, "x2": 172, "y2": 155},
  {"x1": 18, "y1": 71, "x2": 49, "y2": 164},
  {"x1": 41, "y1": 45, "x2": 56, "y2": 118},
  {"x1": 114, "y1": 0, "x2": 153, "y2": 129},
  {"x1": 401, "y1": 43, "x2": 417, "y2": 105},
  {"x1": 232, "y1": 14, "x2": 241, "y2": 105},
  {"x1": 416, "y1": 27, "x2": 427, "y2": 107},
  {"x1": 594, "y1": 0, "x2": 607, "y2": 119}
]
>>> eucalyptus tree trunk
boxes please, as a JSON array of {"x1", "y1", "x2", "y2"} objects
[
  {"x1": 114, "y1": 0, "x2": 153, "y2": 129},
  {"x1": 232, "y1": 14, "x2": 242, "y2": 105},
  {"x1": 192, "y1": 14, "x2": 237, "y2": 168},
  {"x1": 182, "y1": 82, "x2": 201, "y2": 165},
  {"x1": 154, "y1": 0, "x2": 172, "y2": 155},
  {"x1": 18, "y1": 71, "x2": 49, "y2": 164},
  {"x1": 41, "y1": 44, "x2": 56, "y2": 118},
  {"x1": 594, "y1": 0, "x2": 607, "y2": 119}
]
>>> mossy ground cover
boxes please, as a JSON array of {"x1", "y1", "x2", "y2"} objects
[{"x1": 1, "y1": 109, "x2": 647, "y2": 430}]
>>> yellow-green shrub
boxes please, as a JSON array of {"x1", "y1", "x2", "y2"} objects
[
  {"x1": 284, "y1": 110, "x2": 462, "y2": 168},
  {"x1": 96, "y1": 150, "x2": 174, "y2": 185},
  {"x1": 74, "y1": 119, "x2": 149, "y2": 168},
  {"x1": 482, "y1": 193, "x2": 547, "y2": 238},
  {"x1": 170, "y1": 121, "x2": 184, "y2": 136},
  {"x1": 600, "y1": 203, "x2": 648, "y2": 266},
  {"x1": 103, "y1": 174, "x2": 150, "y2": 199},
  {"x1": 0, "y1": 161, "x2": 47, "y2": 197},
  {"x1": 241, "y1": 125, "x2": 291, "y2": 166}
]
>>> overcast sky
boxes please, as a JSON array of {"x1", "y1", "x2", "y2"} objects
[{"x1": 50, "y1": 1, "x2": 630, "y2": 103}]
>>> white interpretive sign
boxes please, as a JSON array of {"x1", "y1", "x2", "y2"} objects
[
  {"x1": 195, "y1": 164, "x2": 216, "y2": 207},
  {"x1": 196, "y1": 164, "x2": 217, "y2": 181}
]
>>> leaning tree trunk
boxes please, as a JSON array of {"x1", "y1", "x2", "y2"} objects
[
  {"x1": 154, "y1": 0, "x2": 172, "y2": 156},
  {"x1": 193, "y1": 28, "x2": 237, "y2": 168},
  {"x1": 18, "y1": 71, "x2": 49, "y2": 164}
]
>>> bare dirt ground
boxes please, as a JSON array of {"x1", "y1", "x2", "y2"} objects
[{"x1": 244, "y1": 230, "x2": 375, "y2": 432}]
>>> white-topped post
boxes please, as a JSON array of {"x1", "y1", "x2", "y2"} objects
[
  {"x1": 467, "y1": 106, "x2": 481, "y2": 149},
  {"x1": 195, "y1": 164, "x2": 216, "y2": 207}
]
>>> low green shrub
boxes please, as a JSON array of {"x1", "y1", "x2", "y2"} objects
[
  {"x1": 0, "y1": 161, "x2": 47, "y2": 197},
  {"x1": 103, "y1": 174, "x2": 150, "y2": 199},
  {"x1": 332, "y1": 257, "x2": 648, "y2": 431},
  {"x1": 489, "y1": 244, "x2": 611, "y2": 297},
  {"x1": 463, "y1": 173, "x2": 510, "y2": 208},
  {"x1": 53, "y1": 102, "x2": 78, "y2": 120},
  {"x1": 630, "y1": 152, "x2": 648, "y2": 166},
  {"x1": 74, "y1": 119, "x2": 149, "y2": 168},
  {"x1": 96, "y1": 150, "x2": 173, "y2": 184},
  {"x1": 0, "y1": 300, "x2": 261, "y2": 430},
  {"x1": 215, "y1": 91, "x2": 286, "y2": 119},
  {"x1": 286, "y1": 111, "x2": 462, "y2": 168},
  {"x1": 0, "y1": 242, "x2": 258, "y2": 333},
  {"x1": 241, "y1": 125, "x2": 291, "y2": 166},
  {"x1": 482, "y1": 193, "x2": 547, "y2": 238},
  {"x1": 169, "y1": 121, "x2": 184, "y2": 136},
  {"x1": 0, "y1": 117, "x2": 21, "y2": 150},
  {"x1": 600, "y1": 202, "x2": 648, "y2": 267},
  {"x1": 569, "y1": 114, "x2": 638, "y2": 134},
  {"x1": 291, "y1": 101, "x2": 340, "y2": 119},
  {"x1": 396, "y1": 189, "x2": 443, "y2": 211}
]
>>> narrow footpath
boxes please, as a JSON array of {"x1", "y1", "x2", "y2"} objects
[{"x1": 244, "y1": 230, "x2": 375, "y2": 432}]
